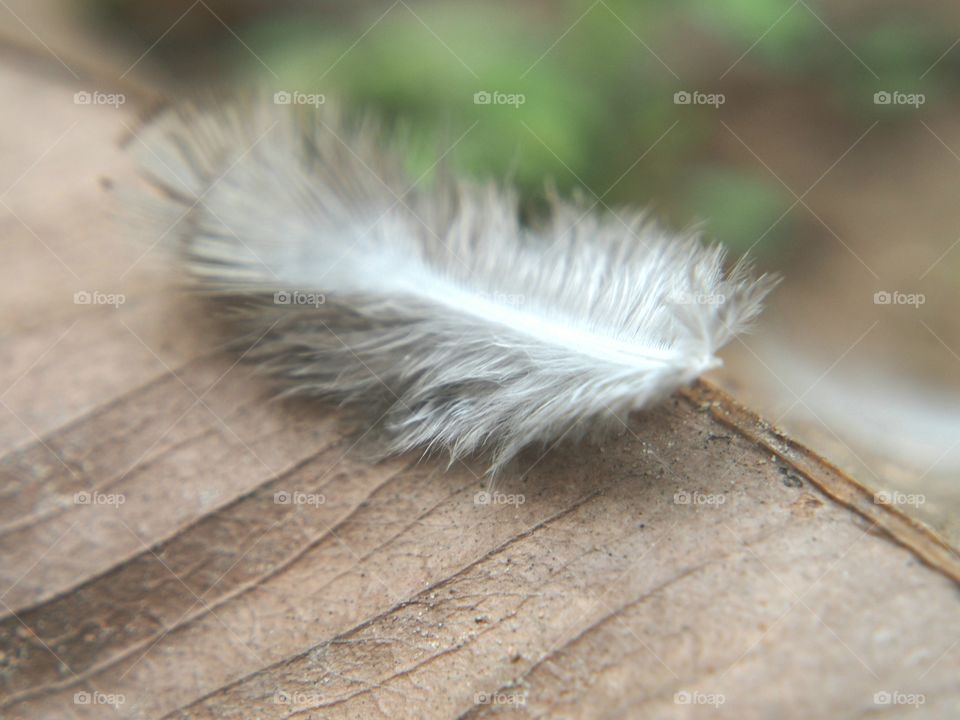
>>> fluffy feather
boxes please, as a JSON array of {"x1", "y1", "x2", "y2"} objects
[{"x1": 132, "y1": 97, "x2": 776, "y2": 472}]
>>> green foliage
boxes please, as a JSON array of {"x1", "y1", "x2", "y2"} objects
[
  {"x1": 836, "y1": 22, "x2": 946, "y2": 119},
  {"x1": 237, "y1": 0, "x2": 957, "y2": 259},
  {"x1": 254, "y1": 7, "x2": 604, "y2": 193},
  {"x1": 681, "y1": 168, "x2": 793, "y2": 255},
  {"x1": 682, "y1": 0, "x2": 818, "y2": 68}
]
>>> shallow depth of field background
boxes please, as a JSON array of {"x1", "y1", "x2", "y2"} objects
[{"x1": 3, "y1": 0, "x2": 958, "y2": 539}]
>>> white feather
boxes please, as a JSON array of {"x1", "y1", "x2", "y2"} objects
[{"x1": 132, "y1": 97, "x2": 776, "y2": 472}]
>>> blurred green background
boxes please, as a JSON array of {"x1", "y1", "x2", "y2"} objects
[{"x1": 88, "y1": 0, "x2": 959, "y2": 256}]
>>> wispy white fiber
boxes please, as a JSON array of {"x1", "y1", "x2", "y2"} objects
[{"x1": 132, "y1": 97, "x2": 776, "y2": 472}]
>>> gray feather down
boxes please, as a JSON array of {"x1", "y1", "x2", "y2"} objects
[{"x1": 132, "y1": 97, "x2": 776, "y2": 472}]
